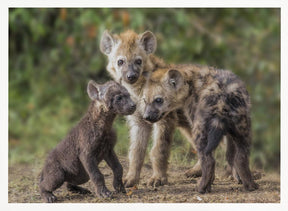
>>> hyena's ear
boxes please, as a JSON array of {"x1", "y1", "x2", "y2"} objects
[
  {"x1": 139, "y1": 31, "x2": 157, "y2": 54},
  {"x1": 87, "y1": 80, "x2": 101, "y2": 101},
  {"x1": 100, "y1": 30, "x2": 115, "y2": 55},
  {"x1": 166, "y1": 69, "x2": 184, "y2": 91}
]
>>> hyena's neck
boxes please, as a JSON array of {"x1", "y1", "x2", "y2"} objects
[{"x1": 86, "y1": 101, "x2": 116, "y2": 130}]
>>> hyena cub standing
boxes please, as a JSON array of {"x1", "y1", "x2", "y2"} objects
[
  {"x1": 142, "y1": 65, "x2": 259, "y2": 193},
  {"x1": 39, "y1": 80, "x2": 136, "y2": 202},
  {"x1": 100, "y1": 30, "x2": 201, "y2": 188}
]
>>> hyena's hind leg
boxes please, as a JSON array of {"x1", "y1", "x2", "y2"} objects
[
  {"x1": 231, "y1": 135, "x2": 259, "y2": 191},
  {"x1": 226, "y1": 135, "x2": 262, "y2": 182},
  {"x1": 228, "y1": 116, "x2": 259, "y2": 191},
  {"x1": 197, "y1": 152, "x2": 215, "y2": 194},
  {"x1": 225, "y1": 135, "x2": 242, "y2": 183},
  {"x1": 39, "y1": 163, "x2": 65, "y2": 203},
  {"x1": 196, "y1": 118, "x2": 225, "y2": 194}
]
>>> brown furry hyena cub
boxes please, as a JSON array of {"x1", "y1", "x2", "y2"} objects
[
  {"x1": 100, "y1": 30, "x2": 202, "y2": 188},
  {"x1": 142, "y1": 65, "x2": 259, "y2": 193},
  {"x1": 39, "y1": 80, "x2": 136, "y2": 202}
]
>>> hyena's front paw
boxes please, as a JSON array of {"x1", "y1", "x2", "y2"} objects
[
  {"x1": 184, "y1": 168, "x2": 202, "y2": 178},
  {"x1": 96, "y1": 186, "x2": 112, "y2": 198},
  {"x1": 123, "y1": 177, "x2": 138, "y2": 188},
  {"x1": 197, "y1": 179, "x2": 212, "y2": 194},
  {"x1": 197, "y1": 184, "x2": 212, "y2": 194},
  {"x1": 244, "y1": 181, "x2": 259, "y2": 191},
  {"x1": 113, "y1": 180, "x2": 126, "y2": 193},
  {"x1": 42, "y1": 191, "x2": 57, "y2": 203},
  {"x1": 148, "y1": 176, "x2": 168, "y2": 187}
]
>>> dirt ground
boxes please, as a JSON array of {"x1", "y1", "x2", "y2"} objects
[{"x1": 8, "y1": 156, "x2": 280, "y2": 203}]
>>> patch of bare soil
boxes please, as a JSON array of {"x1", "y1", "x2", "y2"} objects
[{"x1": 8, "y1": 157, "x2": 280, "y2": 203}]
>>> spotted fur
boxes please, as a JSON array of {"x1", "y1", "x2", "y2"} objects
[{"x1": 142, "y1": 64, "x2": 259, "y2": 193}]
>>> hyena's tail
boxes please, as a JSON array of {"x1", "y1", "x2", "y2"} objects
[{"x1": 204, "y1": 126, "x2": 225, "y2": 155}]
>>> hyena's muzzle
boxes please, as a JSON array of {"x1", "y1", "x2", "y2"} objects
[
  {"x1": 122, "y1": 64, "x2": 141, "y2": 84},
  {"x1": 119, "y1": 98, "x2": 137, "y2": 115},
  {"x1": 143, "y1": 104, "x2": 165, "y2": 123}
]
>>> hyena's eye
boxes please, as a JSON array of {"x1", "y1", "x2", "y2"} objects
[
  {"x1": 116, "y1": 95, "x2": 122, "y2": 101},
  {"x1": 118, "y1": 59, "x2": 124, "y2": 66},
  {"x1": 135, "y1": 59, "x2": 142, "y2": 65},
  {"x1": 154, "y1": 97, "x2": 163, "y2": 104}
]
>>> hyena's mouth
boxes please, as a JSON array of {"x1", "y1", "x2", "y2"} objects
[
  {"x1": 143, "y1": 112, "x2": 166, "y2": 124},
  {"x1": 125, "y1": 104, "x2": 137, "y2": 115}
]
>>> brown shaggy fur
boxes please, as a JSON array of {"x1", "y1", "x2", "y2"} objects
[{"x1": 39, "y1": 80, "x2": 136, "y2": 202}]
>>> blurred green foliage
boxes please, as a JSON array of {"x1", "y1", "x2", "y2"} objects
[{"x1": 9, "y1": 8, "x2": 280, "y2": 170}]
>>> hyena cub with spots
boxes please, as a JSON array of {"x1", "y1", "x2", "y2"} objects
[
  {"x1": 100, "y1": 30, "x2": 202, "y2": 188},
  {"x1": 39, "y1": 80, "x2": 136, "y2": 202},
  {"x1": 142, "y1": 65, "x2": 259, "y2": 193}
]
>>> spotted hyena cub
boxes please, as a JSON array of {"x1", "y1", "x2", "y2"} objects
[
  {"x1": 100, "y1": 30, "x2": 203, "y2": 188},
  {"x1": 142, "y1": 65, "x2": 259, "y2": 193},
  {"x1": 39, "y1": 80, "x2": 136, "y2": 202}
]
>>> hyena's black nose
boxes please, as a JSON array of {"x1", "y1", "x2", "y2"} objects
[
  {"x1": 131, "y1": 103, "x2": 136, "y2": 110},
  {"x1": 127, "y1": 73, "x2": 138, "y2": 82}
]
